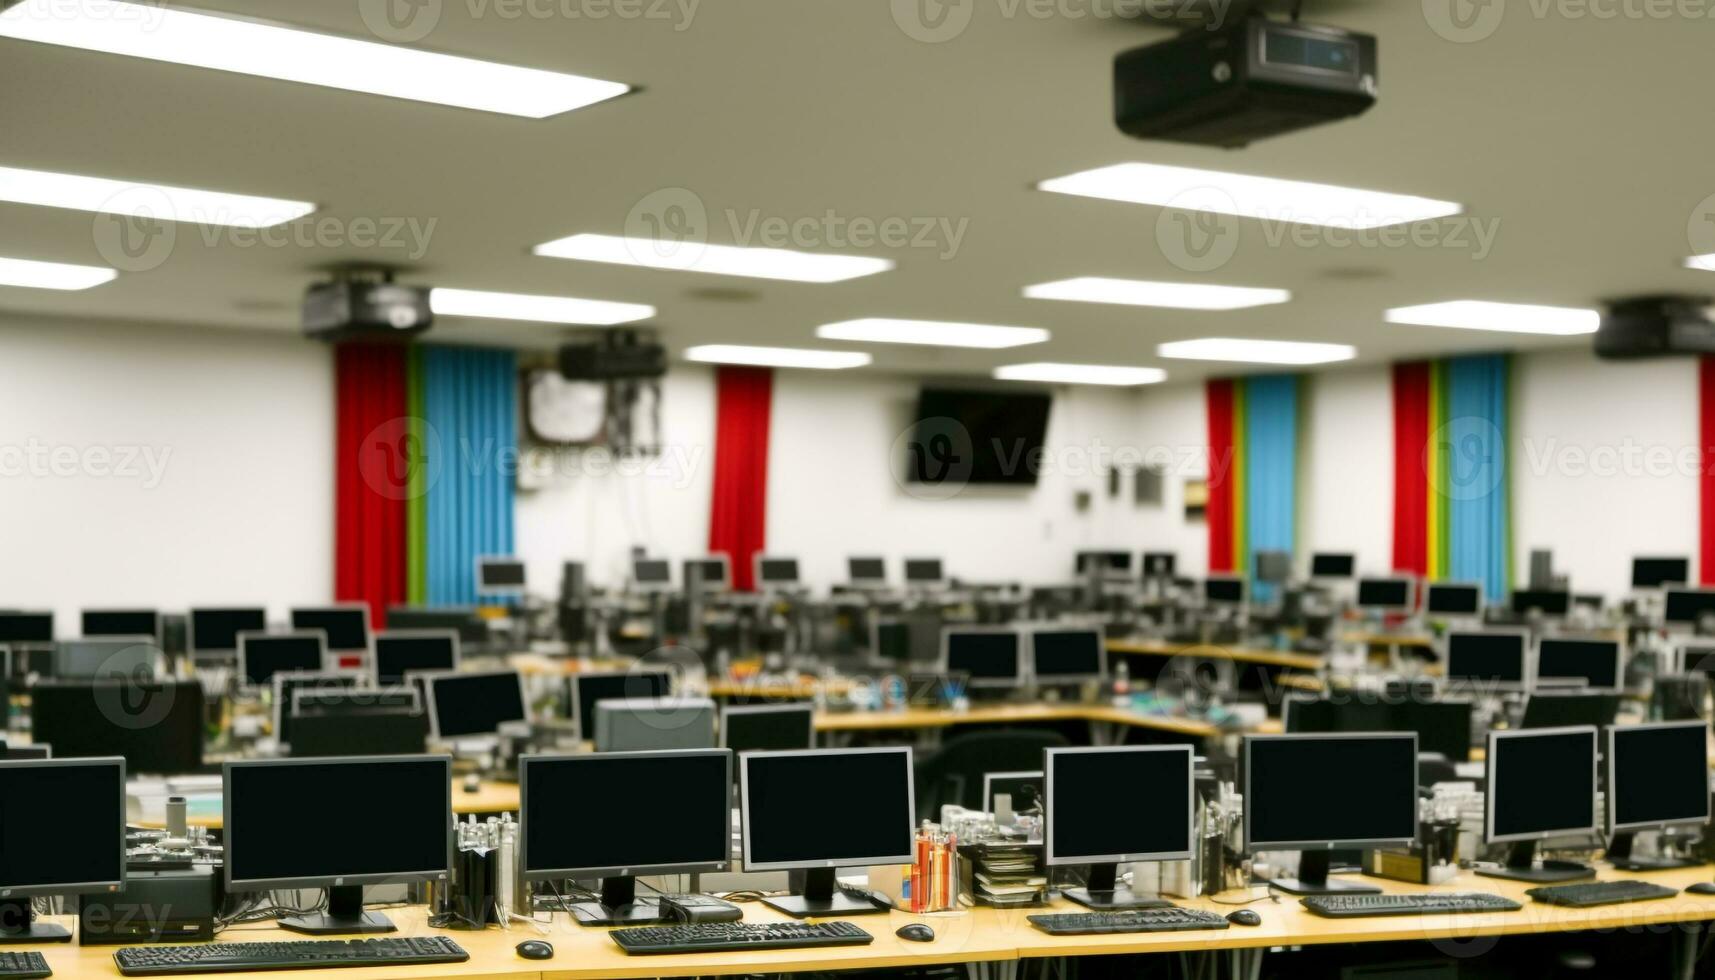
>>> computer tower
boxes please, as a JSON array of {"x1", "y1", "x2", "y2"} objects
[{"x1": 78, "y1": 868, "x2": 220, "y2": 945}]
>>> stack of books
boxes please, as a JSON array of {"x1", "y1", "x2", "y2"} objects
[{"x1": 959, "y1": 840, "x2": 1046, "y2": 908}]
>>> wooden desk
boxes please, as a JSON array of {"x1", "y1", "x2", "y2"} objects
[
  {"x1": 133, "y1": 780, "x2": 521, "y2": 830},
  {"x1": 1106, "y1": 639, "x2": 1323, "y2": 673},
  {"x1": 813, "y1": 703, "x2": 1221, "y2": 740}
]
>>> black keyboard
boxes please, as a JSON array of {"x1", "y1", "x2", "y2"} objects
[
  {"x1": 610, "y1": 920, "x2": 872, "y2": 954},
  {"x1": 112, "y1": 937, "x2": 468, "y2": 976},
  {"x1": 1525, "y1": 880, "x2": 1680, "y2": 908},
  {"x1": 1301, "y1": 893, "x2": 1522, "y2": 918},
  {"x1": 1027, "y1": 908, "x2": 1231, "y2": 935},
  {"x1": 0, "y1": 952, "x2": 49, "y2": 979}
]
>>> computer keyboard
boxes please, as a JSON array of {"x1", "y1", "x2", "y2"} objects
[
  {"x1": 1026, "y1": 908, "x2": 1231, "y2": 935},
  {"x1": 112, "y1": 937, "x2": 469, "y2": 975},
  {"x1": 1300, "y1": 893, "x2": 1522, "y2": 918},
  {"x1": 1525, "y1": 880, "x2": 1680, "y2": 908},
  {"x1": 610, "y1": 920, "x2": 873, "y2": 954},
  {"x1": 0, "y1": 952, "x2": 50, "y2": 979}
]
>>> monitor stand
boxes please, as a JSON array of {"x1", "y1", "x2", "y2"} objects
[
  {"x1": 278, "y1": 885, "x2": 397, "y2": 935},
  {"x1": 1605, "y1": 832, "x2": 1699, "y2": 872},
  {"x1": 1475, "y1": 840, "x2": 1596, "y2": 883},
  {"x1": 1270, "y1": 851, "x2": 1382, "y2": 896},
  {"x1": 763, "y1": 868, "x2": 888, "y2": 918},
  {"x1": 566, "y1": 876, "x2": 664, "y2": 927},
  {"x1": 0, "y1": 900, "x2": 71, "y2": 944},
  {"x1": 1063, "y1": 863, "x2": 1173, "y2": 910}
]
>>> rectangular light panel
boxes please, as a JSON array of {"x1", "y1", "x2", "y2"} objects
[
  {"x1": 0, "y1": 164, "x2": 314, "y2": 228},
  {"x1": 684, "y1": 345, "x2": 871, "y2": 370},
  {"x1": 0, "y1": 255, "x2": 118, "y2": 290},
  {"x1": 1025, "y1": 277, "x2": 1290, "y2": 311},
  {"x1": 535, "y1": 234, "x2": 893, "y2": 283},
  {"x1": 430, "y1": 287, "x2": 653, "y2": 326},
  {"x1": 1385, "y1": 300, "x2": 1599, "y2": 336},
  {"x1": 993, "y1": 363, "x2": 1166, "y2": 386},
  {"x1": 1157, "y1": 337, "x2": 1356, "y2": 365},
  {"x1": 817, "y1": 318, "x2": 1048, "y2": 349}
]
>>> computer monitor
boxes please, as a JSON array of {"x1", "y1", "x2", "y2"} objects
[
  {"x1": 631, "y1": 557, "x2": 672, "y2": 592},
  {"x1": 739, "y1": 747, "x2": 915, "y2": 918},
  {"x1": 1029, "y1": 628, "x2": 1105, "y2": 684},
  {"x1": 426, "y1": 670, "x2": 529, "y2": 741},
  {"x1": 682, "y1": 556, "x2": 729, "y2": 592},
  {"x1": 1425, "y1": 582, "x2": 1483, "y2": 617},
  {"x1": 756, "y1": 556, "x2": 801, "y2": 588},
  {"x1": 1676, "y1": 638, "x2": 1715, "y2": 676},
  {"x1": 904, "y1": 558, "x2": 944, "y2": 586},
  {"x1": 983, "y1": 770, "x2": 1043, "y2": 814},
  {"x1": 286, "y1": 710, "x2": 428, "y2": 758},
  {"x1": 237, "y1": 631, "x2": 325, "y2": 687},
  {"x1": 1509, "y1": 588, "x2": 1571, "y2": 618},
  {"x1": 594, "y1": 697, "x2": 716, "y2": 752},
  {"x1": 1281, "y1": 696, "x2": 1396, "y2": 739},
  {"x1": 0, "y1": 758, "x2": 125, "y2": 943},
  {"x1": 1632, "y1": 556, "x2": 1690, "y2": 590},
  {"x1": 188, "y1": 607, "x2": 266, "y2": 657},
  {"x1": 1519, "y1": 692, "x2": 1618, "y2": 730},
  {"x1": 1075, "y1": 551, "x2": 1133, "y2": 578},
  {"x1": 941, "y1": 627, "x2": 1023, "y2": 689},
  {"x1": 1141, "y1": 552, "x2": 1177, "y2": 577},
  {"x1": 569, "y1": 670, "x2": 673, "y2": 742},
  {"x1": 1045, "y1": 746, "x2": 1194, "y2": 910},
  {"x1": 1243, "y1": 733, "x2": 1418, "y2": 895},
  {"x1": 1605, "y1": 721, "x2": 1710, "y2": 870},
  {"x1": 521, "y1": 750, "x2": 732, "y2": 925},
  {"x1": 871, "y1": 620, "x2": 912, "y2": 664},
  {"x1": 53, "y1": 637, "x2": 158, "y2": 681},
  {"x1": 475, "y1": 557, "x2": 527, "y2": 597},
  {"x1": 3, "y1": 744, "x2": 50, "y2": 761},
  {"x1": 371, "y1": 630, "x2": 458, "y2": 685},
  {"x1": 1390, "y1": 699, "x2": 1475, "y2": 764},
  {"x1": 1664, "y1": 588, "x2": 1715, "y2": 629},
  {"x1": 1444, "y1": 629, "x2": 1530, "y2": 692},
  {"x1": 272, "y1": 671, "x2": 359, "y2": 747},
  {"x1": 848, "y1": 557, "x2": 887, "y2": 586},
  {"x1": 1254, "y1": 550, "x2": 1292, "y2": 586},
  {"x1": 1356, "y1": 577, "x2": 1414, "y2": 612},
  {"x1": 289, "y1": 606, "x2": 370, "y2": 652},
  {"x1": 1203, "y1": 576, "x2": 1246, "y2": 606},
  {"x1": 81, "y1": 610, "x2": 160, "y2": 643},
  {"x1": 1535, "y1": 637, "x2": 1623, "y2": 693},
  {"x1": 224, "y1": 756, "x2": 451, "y2": 934},
  {"x1": 1309, "y1": 553, "x2": 1355, "y2": 579},
  {"x1": 721, "y1": 704, "x2": 815, "y2": 754},
  {"x1": 385, "y1": 606, "x2": 488, "y2": 646},
  {"x1": 0, "y1": 612, "x2": 53, "y2": 645},
  {"x1": 1480, "y1": 726, "x2": 1598, "y2": 882},
  {"x1": 30, "y1": 680, "x2": 204, "y2": 774}
]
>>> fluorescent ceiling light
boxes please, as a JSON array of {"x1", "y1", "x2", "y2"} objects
[
  {"x1": 993, "y1": 362, "x2": 1167, "y2": 386},
  {"x1": 1385, "y1": 300, "x2": 1599, "y2": 336},
  {"x1": 1687, "y1": 255, "x2": 1715, "y2": 272},
  {"x1": 684, "y1": 345, "x2": 871, "y2": 370},
  {"x1": 430, "y1": 287, "x2": 652, "y2": 326},
  {"x1": 0, "y1": 0, "x2": 628, "y2": 118},
  {"x1": 0, "y1": 255, "x2": 117, "y2": 290},
  {"x1": 1157, "y1": 338, "x2": 1356, "y2": 365},
  {"x1": 535, "y1": 233, "x2": 893, "y2": 283},
  {"x1": 817, "y1": 318, "x2": 1049, "y2": 349},
  {"x1": 1039, "y1": 162, "x2": 1461, "y2": 230},
  {"x1": 0, "y1": 165, "x2": 313, "y2": 228},
  {"x1": 1025, "y1": 277, "x2": 1290, "y2": 311}
]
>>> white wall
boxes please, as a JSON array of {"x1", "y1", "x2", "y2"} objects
[
  {"x1": 1300, "y1": 365, "x2": 1393, "y2": 577},
  {"x1": 0, "y1": 315, "x2": 334, "y2": 630}
]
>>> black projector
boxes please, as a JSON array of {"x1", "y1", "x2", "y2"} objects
[
  {"x1": 302, "y1": 278, "x2": 432, "y2": 342},
  {"x1": 1115, "y1": 18, "x2": 1377, "y2": 148},
  {"x1": 1595, "y1": 296, "x2": 1715, "y2": 360}
]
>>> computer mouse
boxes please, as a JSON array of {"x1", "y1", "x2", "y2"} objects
[
  {"x1": 896, "y1": 923, "x2": 936, "y2": 943},
  {"x1": 1226, "y1": 909, "x2": 1262, "y2": 926},
  {"x1": 515, "y1": 940, "x2": 555, "y2": 960},
  {"x1": 1685, "y1": 882, "x2": 1715, "y2": 896}
]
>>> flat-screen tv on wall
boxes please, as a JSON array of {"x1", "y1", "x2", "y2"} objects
[{"x1": 907, "y1": 388, "x2": 1052, "y2": 486}]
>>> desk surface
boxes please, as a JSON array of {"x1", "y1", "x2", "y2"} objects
[
  {"x1": 1106, "y1": 639, "x2": 1323, "y2": 672},
  {"x1": 813, "y1": 703, "x2": 1222, "y2": 738}
]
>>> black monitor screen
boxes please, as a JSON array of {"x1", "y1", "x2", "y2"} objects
[
  {"x1": 1665, "y1": 589, "x2": 1715, "y2": 625},
  {"x1": 683, "y1": 559, "x2": 727, "y2": 587},
  {"x1": 0, "y1": 760, "x2": 124, "y2": 893},
  {"x1": 1075, "y1": 552, "x2": 1132, "y2": 575},
  {"x1": 30, "y1": 681, "x2": 203, "y2": 774},
  {"x1": 1246, "y1": 735, "x2": 1417, "y2": 848},
  {"x1": 1310, "y1": 553, "x2": 1354, "y2": 578},
  {"x1": 945, "y1": 631, "x2": 1020, "y2": 683},
  {"x1": 0, "y1": 613, "x2": 53, "y2": 644},
  {"x1": 240, "y1": 635, "x2": 324, "y2": 686},
  {"x1": 1283, "y1": 698, "x2": 1395, "y2": 736},
  {"x1": 290, "y1": 609, "x2": 369, "y2": 651},
  {"x1": 904, "y1": 559, "x2": 943, "y2": 583},
  {"x1": 523, "y1": 752, "x2": 730, "y2": 877},
  {"x1": 190, "y1": 608, "x2": 266, "y2": 654},
  {"x1": 82, "y1": 610, "x2": 159, "y2": 639},
  {"x1": 1488, "y1": 729, "x2": 1595, "y2": 841},
  {"x1": 429, "y1": 672, "x2": 526, "y2": 738},
  {"x1": 1390, "y1": 700, "x2": 1474, "y2": 763},
  {"x1": 373, "y1": 633, "x2": 456, "y2": 685},
  {"x1": 1633, "y1": 557, "x2": 1690, "y2": 590},
  {"x1": 1445, "y1": 632, "x2": 1527, "y2": 687},
  {"x1": 571, "y1": 672, "x2": 671, "y2": 742},
  {"x1": 1142, "y1": 553, "x2": 1176, "y2": 576},
  {"x1": 1047, "y1": 748, "x2": 1191, "y2": 864},
  {"x1": 1520, "y1": 693, "x2": 1618, "y2": 730},
  {"x1": 742, "y1": 750, "x2": 914, "y2": 868},
  {"x1": 908, "y1": 388, "x2": 1051, "y2": 486},
  {"x1": 873, "y1": 622, "x2": 911, "y2": 663},
  {"x1": 1357, "y1": 579, "x2": 1411, "y2": 608},
  {"x1": 849, "y1": 558, "x2": 885, "y2": 581},
  {"x1": 479, "y1": 560, "x2": 526, "y2": 588},
  {"x1": 759, "y1": 559, "x2": 800, "y2": 584},
  {"x1": 1510, "y1": 589, "x2": 1571, "y2": 617},
  {"x1": 1426, "y1": 584, "x2": 1482, "y2": 616},
  {"x1": 723, "y1": 706, "x2": 814, "y2": 753},
  {"x1": 1536, "y1": 639, "x2": 1621, "y2": 690},
  {"x1": 1610, "y1": 723, "x2": 1710, "y2": 831},
  {"x1": 274, "y1": 673, "x2": 359, "y2": 745},
  {"x1": 1031, "y1": 630, "x2": 1103, "y2": 680},
  {"x1": 1204, "y1": 578, "x2": 1244, "y2": 604}
]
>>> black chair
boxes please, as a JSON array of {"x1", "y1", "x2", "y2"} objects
[{"x1": 912, "y1": 729, "x2": 1069, "y2": 820}]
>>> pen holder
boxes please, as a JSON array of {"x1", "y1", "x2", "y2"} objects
[{"x1": 909, "y1": 825, "x2": 960, "y2": 913}]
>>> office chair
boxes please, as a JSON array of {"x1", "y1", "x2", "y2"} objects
[
  {"x1": 913, "y1": 730, "x2": 1069, "y2": 821},
  {"x1": 1417, "y1": 752, "x2": 1458, "y2": 792}
]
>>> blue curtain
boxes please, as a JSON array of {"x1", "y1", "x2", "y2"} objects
[
  {"x1": 1244, "y1": 375, "x2": 1299, "y2": 602},
  {"x1": 1444, "y1": 354, "x2": 1510, "y2": 601},
  {"x1": 423, "y1": 346, "x2": 517, "y2": 606}
]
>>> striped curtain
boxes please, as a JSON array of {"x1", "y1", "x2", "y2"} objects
[
  {"x1": 1207, "y1": 375, "x2": 1301, "y2": 598},
  {"x1": 422, "y1": 346, "x2": 518, "y2": 606}
]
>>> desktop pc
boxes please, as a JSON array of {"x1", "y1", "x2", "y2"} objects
[
  {"x1": 1664, "y1": 587, "x2": 1715, "y2": 631},
  {"x1": 1424, "y1": 582, "x2": 1483, "y2": 618},
  {"x1": 425, "y1": 670, "x2": 530, "y2": 741},
  {"x1": 289, "y1": 606, "x2": 370, "y2": 654},
  {"x1": 476, "y1": 557, "x2": 528, "y2": 598},
  {"x1": 0, "y1": 612, "x2": 53, "y2": 646},
  {"x1": 1141, "y1": 552, "x2": 1176, "y2": 578},
  {"x1": 53, "y1": 636, "x2": 158, "y2": 681},
  {"x1": 372, "y1": 630, "x2": 459, "y2": 685},
  {"x1": 1480, "y1": 726, "x2": 1599, "y2": 882},
  {"x1": 756, "y1": 556, "x2": 802, "y2": 590},
  {"x1": 631, "y1": 557, "x2": 673, "y2": 592},
  {"x1": 1244, "y1": 733, "x2": 1418, "y2": 895},
  {"x1": 903, "y1": 558, "x2": 945, "y2": 589},
  {"x1": 237, "y1": 631, "x2": 326, "y2": 687},
  {"x1": 683, "y1": 556, "x2": 730, "y2": 592},
  {"x1": 1633, "y1": 556, "x2": 1690, "y2": 590},
  {"x1": 223, "y1": 756, "x2": 452, "y2": 934},
  {"x1": 848, "y1": 557, "x2": 887, "y2": 588},
  {"x1": 1309, "y1": 553, "x2": 1354, "y2": 580},
  {"x1": 1075, "y1": 552, "x2": 1133, "y2": 580},
  {"x1": 1605, "y1": 720, "x2": 1710, "y2": 871},
  {"x1": 272, "y1": 671, "x2": 359, "y2": 747},
  {"x1": 720, "y1": 703, "x2": 815, "y2": 753},
  {"x1": 30, "y1": 679, "x2": 204, "y2": 774},
  {"x1": 1443, "y1": 629, "x2": 1531, "y2": 692},
  {"x1": 1355, "y1": 577, "x2": 1414, "y2": 614},
  {"x1": 520, "y1": 749, "x2": 732, "y2": 925},
  {"x1": 385, "y1": 607, "x2": 488, "y2": 646},
  {"x1": 740, "y1": 747, "x2": 916, "y2": 917},
  {"x1": 940, "y1": 627, "x2": 1023, "y2": 692},
  {"x1": 1510, "y1": 588, "x2": 1572, "y2": 619},
  {"x1": 1202, "y1": 576, "x2": 1246, "y2": 608},
  {"x1": 569, "y1": 670, "x2": 673, "y2": 742},
  {"x1": 1519, "y1": 691, "x2": 1619, "y2": 729},
  {"x1": 1028, "y1": 627, "x2": 1106, "y2": 686},
  {"x1": 1534, "y1": 637, "x2": 1623, "y2": 692},
  {"x1": 1044, "y1": 745, "x2": 1193, "y2": 909},
  {"x1": 0, "y1": 757, "x2": 126, "y2": 943},
  {"x1": 81, "y1": 610, "x2": 161, "y2": 644},
  {"x1": 187, "y1": 607, "x2": 267, "y2": 659}
]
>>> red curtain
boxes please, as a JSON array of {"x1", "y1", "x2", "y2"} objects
[
  {"x1": 1701, "y1": 358, "x2": 1715, "y2": 585},
  {"x1": 334, "y1": 343, "x2": 410, "y2": 627},
  {"x1": 708, "y1": 366, "x2": 774, "y2": 592},
  {"x1": 1392, "y1": 361, "x2": 1432, "y2": 577},
  {"x1": 1205, "y1": 379, "x2": 1236, "y2": 573}
]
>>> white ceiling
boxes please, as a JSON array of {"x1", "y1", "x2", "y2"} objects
[{"x1": 1, "y1": 0, "x2": 1711, "y2": 380}]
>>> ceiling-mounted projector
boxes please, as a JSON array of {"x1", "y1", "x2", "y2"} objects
[
  {"x1": 1595, "y1": 296, "x2": 1715, "y2": 359},
  {"x1": 302, "y1": 267, "x2": 432, "y2": 342},
  {"x1": 1114, "y1": 16, "x2": 1377, "y2": 148}
]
